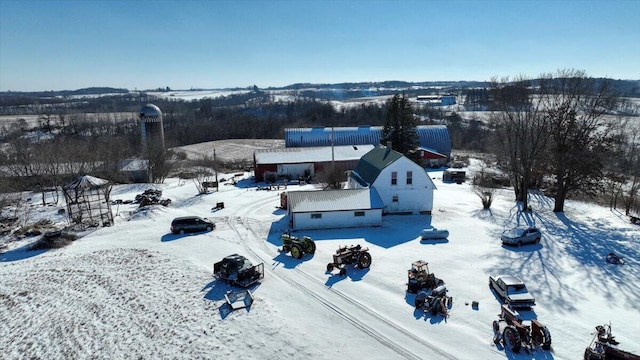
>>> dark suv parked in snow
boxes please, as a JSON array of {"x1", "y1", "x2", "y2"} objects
[{"x1": 170, "y1": 216, "x2": 215, "y2": 234}]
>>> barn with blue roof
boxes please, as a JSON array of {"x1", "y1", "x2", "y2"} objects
[{"x1": 284, "y1": 125, "x2": 451, "y2": 165}]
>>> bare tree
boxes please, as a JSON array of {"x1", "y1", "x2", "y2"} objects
[
  {"x1": 472, "y1": 165, "x2": 498, "y2": 209},
  {"x1": 316, "y1": 166, "x2": 346, "y2": 190},
  {"x1": 538, "y1": 70, "x2": 622, "y2": 212},
  {"x1": 490, "y1": 76, "x2": 549, "y2": 212},
  {"x1": 474, "y1": 187, "x2": 495, "y2": 209},
  {"x1": 609, "y1": 120, "x2": 640, "y2": 214}
]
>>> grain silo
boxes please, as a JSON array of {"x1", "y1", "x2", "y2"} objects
[{"x1": 139, "y1": 103, "x2": 165, "y2": 152}]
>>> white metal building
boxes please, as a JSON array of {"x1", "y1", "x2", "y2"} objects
[{"x1": 287, "y1": 188, "x2": 384, "y2": 230}]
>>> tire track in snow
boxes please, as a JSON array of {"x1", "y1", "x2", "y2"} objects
[{"x1": 225, "y1": 195, "x2": 458, "y2": 360}]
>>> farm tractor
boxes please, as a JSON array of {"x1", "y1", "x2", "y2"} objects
[
  {"x1": 407, "y1": 260, "x2": 444, "y2": 293},
  {"x1": 492, "y1": 304, "x2": 552, "y2": 353},
  {"x1": 408, "y1": 260, "x2": 451, "y2": 316},
  {"x1": 326, "y1": 244, "x2": 372, "y2": 276},
  {"x1": 279, "y1": 233, "x2": 316, "y2": 259},
  {"x1": 583, "y1": 323, "x2": 640, "y2": 360},
  {"x1": 213, "y1": 254, "x2": 264, "y2": 288}
]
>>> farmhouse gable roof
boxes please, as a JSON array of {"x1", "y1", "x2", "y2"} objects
[{"x1": 350, "y1": 145, "x2": 403, "y2": 186}]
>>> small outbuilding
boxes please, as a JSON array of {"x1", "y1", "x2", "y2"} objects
[
  {"x1": 443, "y1": 169, "x2": 466, "y2": 183},
  {"x1": 287, "y1": 188, "x2": 384, "y2": 230},
  {"x1": 418, "y1": 147, "x2": 448, "y2": 168},
  {"x1": 62, "y1": 175, "x2": 114, "y2": 228}
]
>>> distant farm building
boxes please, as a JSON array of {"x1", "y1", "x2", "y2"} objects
[
  {"x1": 253, "y1": 145, "x2": 375, "y2": 182},
  {"x1": 416, "y1": 95, "x2": 457, "y2": 106},
  {"x1": 118, "y1": 159, "x2": 151, "y2": 183},
  {"x1": 284, "y1": 125, "x2": 452, "y2": 161},
  {"x1": 418, "y1": 147, "x2": 448, "y2": 168}
]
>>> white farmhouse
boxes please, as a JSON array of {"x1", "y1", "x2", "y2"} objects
[{"x1": 348, "y1": 145, "x2": 436, "y2": 214}]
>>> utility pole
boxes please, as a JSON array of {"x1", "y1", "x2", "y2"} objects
[
  {"x1": 331, "y1": 126, "x2": 335, "y2": 169},
  {"x1": 214, "y1": 149, "x2": 219, "y2": 192}
]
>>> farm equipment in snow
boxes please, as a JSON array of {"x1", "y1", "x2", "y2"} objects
[
  {"x1": 407, "y1": 260, "x2": 444, "y2": 293},
  {"x1": 279, "y1": 233, "x2": 316, "y2": 259},
  {"x1": 213, "y1": 254, "x2": 264, "y2": 288},
  {"x1": 326, "y1": 244, "x2": 372, "y2": 276},
  {"x1": 408, "y1": 260, "x2": 451, "y2": 316},
  {"x1": 414, "y1": 284, "x2": 452, "y2": 317},
  {"x1": 492, "y1": 304, "x2": 552, "y2": 353},
  {"x1": 583, "y1": 323, "x2": 640, "y2": 360}
]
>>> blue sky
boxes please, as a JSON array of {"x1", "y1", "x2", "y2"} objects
[{"x1": 1, "y1": 0, "x2": 638, "y2": 92}]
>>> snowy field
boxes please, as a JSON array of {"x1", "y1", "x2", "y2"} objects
[
  {"x1": 171, "y1": 139, "x2": 284, "y2": 162},
  {"x1": 1, "y1": 164, "x2": 639, "y2": 360}
]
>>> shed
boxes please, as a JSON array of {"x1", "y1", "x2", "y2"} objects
[
  {"x1": 418, "y1": 147, "x2": 448, "y2": 168},
  {"x1": 287, "y1": 188, "x2": 383, "y2": 230},
  {"x1": 443, "y1": 169, "x2": 466, "y2": 183}
]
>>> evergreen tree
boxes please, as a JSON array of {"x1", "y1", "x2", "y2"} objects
[{"x1": 381, "y1": 94, "x2": 421, "y2": 163}]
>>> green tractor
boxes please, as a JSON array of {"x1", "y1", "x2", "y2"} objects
[{"x1": 280, "y1": 233, "x2": 316, "y2": 259}]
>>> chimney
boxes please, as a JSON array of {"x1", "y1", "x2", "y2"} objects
[{"x1": 386, "y1": 141, "x2": 392, "y2": 149}]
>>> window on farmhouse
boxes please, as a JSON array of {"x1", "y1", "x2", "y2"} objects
[
  {"x1": 406, "y1": 171, "x2": 413, "y2": 185},
  {"x1": 392, "y1": 195, "x2": 399, "y2": 202},
  {"x1": 354, "y1": 211, "x2": 365, "y2": 217},
  {"x1": 391, "y1": 171, "x2": 397, "y2": 185},
  {"x1": 311, "y1": 213, "x2": 322, "y2": 219}
]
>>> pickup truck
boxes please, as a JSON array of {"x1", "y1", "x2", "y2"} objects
[{"x1": 489, "y1": 275, "x2": 536, "y2": 309}]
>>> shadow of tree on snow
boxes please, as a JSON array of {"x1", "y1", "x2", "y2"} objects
[{"x1": 484, "y1": 199, "x2": 640, "y2": 314}]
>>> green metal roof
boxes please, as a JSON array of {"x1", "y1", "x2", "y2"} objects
[{"x1": 351, "y1": 145, "x2": 403, "y2": 186}]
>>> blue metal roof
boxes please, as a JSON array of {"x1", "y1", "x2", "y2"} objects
[{"x1": 284, "y1": 125, "x2": 451, "y2": 155}]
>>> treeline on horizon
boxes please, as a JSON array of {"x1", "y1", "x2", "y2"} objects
[
  {"x1": 0, "y1": 89, "x2": 487, "y2": 153},
  {"x1": 1, "y1": 78, "x2": 639, "y2": 102}
]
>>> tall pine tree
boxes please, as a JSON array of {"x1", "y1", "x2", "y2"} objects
[{"x1": 381, "y1": 94, "x2": 421, "y2": 164}]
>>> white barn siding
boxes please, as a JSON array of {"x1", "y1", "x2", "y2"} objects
[
  {"x1": 372, "y1": 157, "x2": 434, "y2": 214},
  {"x1": 292, "y1": 209, "x2": 382, "y2": 230}
]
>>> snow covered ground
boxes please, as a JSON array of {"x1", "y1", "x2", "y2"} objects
[{"x1": 1, "y1": 165, "x2": 639, "y2": 360}]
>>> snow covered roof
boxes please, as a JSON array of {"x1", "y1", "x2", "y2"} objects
[
  {"x1": 63, "y1": 175, "x2": 110, "y2": 190},
  {"x1": 418, "y1": 146, "x2": 447, "y2": 158},
  {"x1": 119, "y1": 159, "x2": 149, "y2": 172},
  {"x1": 287, "y1": 188, "x2": 384, "y2": 213},
  {"x1": 140, "y1": 103, "x2": 161, "y2": 117},
  {"x1": 254, "y1": 144, "x2": 374, "y2": 164}
]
